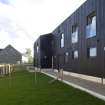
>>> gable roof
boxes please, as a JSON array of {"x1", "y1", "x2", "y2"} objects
[
  {"x1": 4, "y1": 45, "x2": 22, "y2": 55},
  {"x1": 0, "y1": 44, "x2": 22, "y2": 64}
]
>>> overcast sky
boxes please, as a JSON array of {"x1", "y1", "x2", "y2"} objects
[{"x1": 0, "y1": 0, "x2": 86, "y2": 54}]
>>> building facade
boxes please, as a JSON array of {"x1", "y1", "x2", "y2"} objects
[
  {"x1": 34, "y1": 0, "x2": 105, "y2": 78},
  {"x1": 34, "y1": 34, "x2": 53, "y2": 68},
  {"x1": 0, "y1": 45, "x2": 22, "y2": 64}
]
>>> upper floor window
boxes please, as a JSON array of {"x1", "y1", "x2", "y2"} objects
[
  {"x1": 87, "y1": 47, "x2": 97, "y2": 58},
  {"x1": 60, "y1": 33, "x2": 64, "y2": 48},
  {"x1": 37, "y1": 45, "x2": 39, "y2": 53},
  {"x1": 71, "y1": 25, "x2": 78, "y2": 43},
  {"x1": 86, "y1": 12, "x2": 96, "y2": 38}
]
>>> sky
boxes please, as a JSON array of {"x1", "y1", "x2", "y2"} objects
[{"x1": 0, "y1": 0, "x2": 86, "y2": 54}]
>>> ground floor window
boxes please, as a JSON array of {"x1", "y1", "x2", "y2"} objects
[
  {"x1": 87, "y1": 47, "x2": 97, "y2": 58},
  {"x1": 65, "y1": 52, "x2": 69, "y2": 63},
  {"x1": 72, "y1": 50, "x2": 78, "y2": 59}
]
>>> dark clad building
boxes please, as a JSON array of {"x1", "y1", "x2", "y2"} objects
[
  {"x1": 34, "y1": 0, "x2": 105, "y2": 78},
  {"x1": 34, "y1": 34, "x2": 53, "y2": 68}
]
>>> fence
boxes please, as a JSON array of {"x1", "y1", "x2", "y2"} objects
[{"x1": 0, "y1": 64, "x2": 14, "y2": 75}]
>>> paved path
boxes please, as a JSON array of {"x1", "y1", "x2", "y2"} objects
[{"x1": 29, "y1": 68, "x2": 105, "y2": 101}]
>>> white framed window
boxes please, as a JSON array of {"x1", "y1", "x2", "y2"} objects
[
  {"x1": 60, "y1": 33, "x2": 64, "y2": 48},
  {"x1": 71, "y1": 25, "x2": 78, "y2": 43}
]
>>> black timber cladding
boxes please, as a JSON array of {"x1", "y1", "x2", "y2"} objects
[{"x1": 34, "y1": 0, "x2": 105, "y2": 78}]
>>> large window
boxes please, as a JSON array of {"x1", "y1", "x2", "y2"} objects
[
  {"x1": 71, "y1": 25, "x2": 78, "y2": 43},
  {"x1": 72, "y1": 50, "x2": 78, "y2": 59},
  {"x1": 86, "y1": 12, "x2": 96, "y2": 38},
  {"x1": 87, "y1": 47, "x2": 97, "y2": 58},
  {"x1": 60, "y1": 33, "x2": 64, "y2": 48}
]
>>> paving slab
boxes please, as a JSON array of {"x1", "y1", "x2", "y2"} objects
[
  {"x1": 41, "y1": 69, "x2": 105, "y2": 101},
  {"x1": 28, "y1": 68, "x2": 105, "y2": 101}
]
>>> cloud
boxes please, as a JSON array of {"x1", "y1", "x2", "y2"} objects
[
  {"x1": 0, "y1": 16, "x2": 34, "y2": 53},
  {"x1": 0, "y1": 0, "x2": 86, "y2": 37},
  {"x1": 0, "y1": 29, "x2": 11, "y2": 48},
  {"x1": 0, "y1": 0, "x2": 86, "y2": 54},
  {"x1": 0, "y1": 0, "x2": 9, "y2": 5}
]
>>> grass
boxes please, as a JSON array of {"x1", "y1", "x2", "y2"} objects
[{"x1": 0, "y1": 70, "x2": 105, "y2": 105}]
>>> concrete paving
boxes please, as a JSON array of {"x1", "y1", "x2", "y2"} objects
[{"x1": 28, "y1": 68, "x2": 105, "y2": 101}]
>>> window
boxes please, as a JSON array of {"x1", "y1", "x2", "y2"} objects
[
  {"x1": 86, "y1": 12, "x2": 96, "y2": 38},
  {"x1": 104, "y1": 47, "x2": 105, "y2": 51},
  {"x1": 37, "y1": 45, "x2": 39, "y2": 53},
  {"x1": 72, "y1": 50, "x2": 78, "y2": 59},
  {"x1": 71, "y1": 25, "x2": 78, "y2": 43},
  {"x1": 87, "y1": 47, "x2": 97, "y2": 57},
  {"x1": 60, "y1": 33, "x2": 64, "y2": 48},
  {"x1": 65, "y1": 52, "x2": 69, "y2": 63}
]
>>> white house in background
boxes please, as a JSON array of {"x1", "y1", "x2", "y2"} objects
[{"x1": 22, "y1": 55, "x2": 28, "y2": 63}]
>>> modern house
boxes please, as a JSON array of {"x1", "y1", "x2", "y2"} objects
[
  {"x1": 34, "y1": 0, "x2": 105, "y2": 78},
  {"x1": 0, "y1": 45, "x2": 22, "y2": 64}
]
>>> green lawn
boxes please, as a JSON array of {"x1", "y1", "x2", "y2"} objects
[{"x1": 0, "y1": 70, "x2": 105, "y2": 105}]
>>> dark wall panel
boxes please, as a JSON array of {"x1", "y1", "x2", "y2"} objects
[{"x1": 52, "y1": 0, "x2": 105, "y2": 78}]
